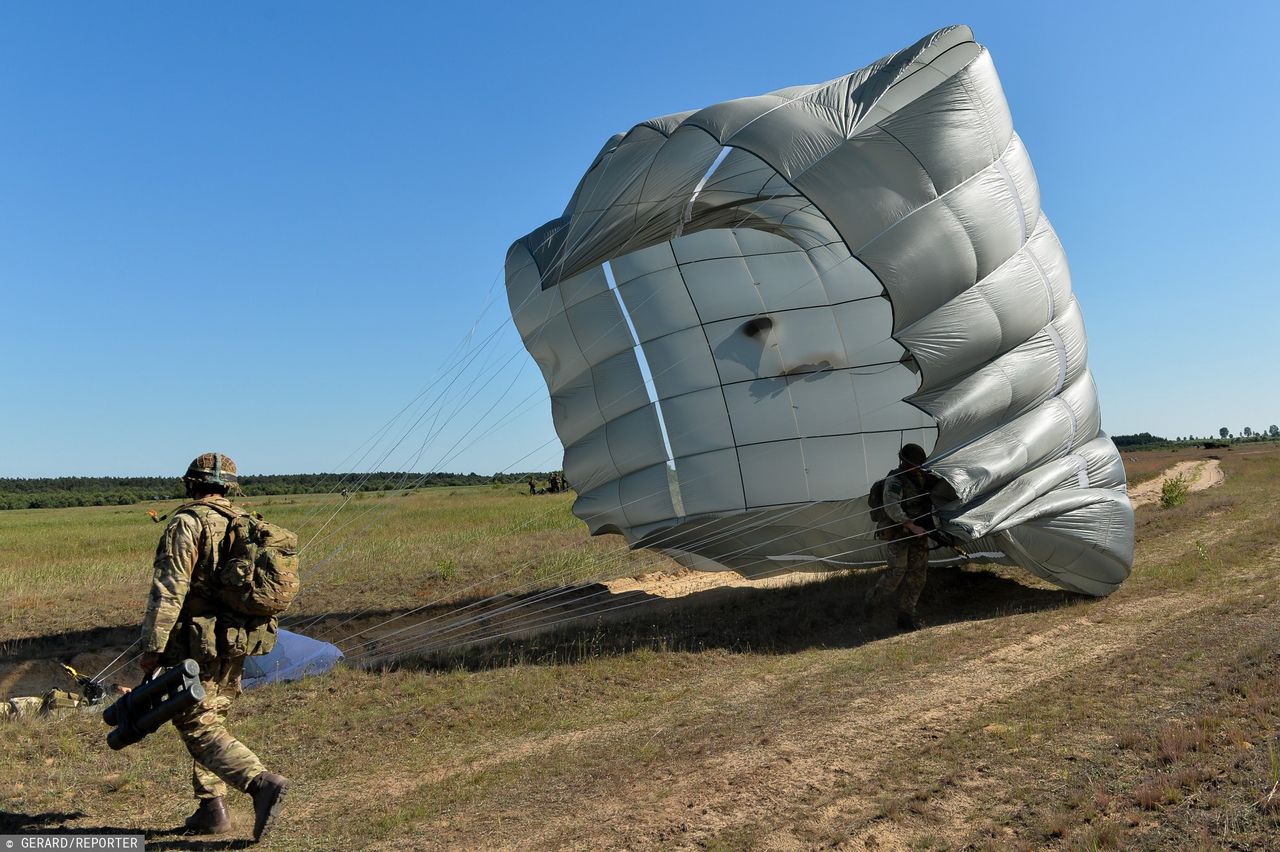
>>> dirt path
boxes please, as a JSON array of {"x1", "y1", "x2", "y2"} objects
[
  {"x1": 1128, "y1": 458, "x2": 1224, "y2": 508},
  {"x1": 520, "y1": 587, "x2": 1229, "y2": 851}
]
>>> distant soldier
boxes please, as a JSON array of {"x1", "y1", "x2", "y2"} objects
[
  {"x1": 138, "y1": 453, "x2": 289, "y2": 841},
  {"x1": 528, "y1": 476, "x2": 537, "y2": 495},
  {"x1": 866, "y1": 443, "x2": 934, "y2": 631}
]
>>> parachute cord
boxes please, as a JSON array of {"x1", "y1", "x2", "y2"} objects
[
  {"x1": 297, "y1": 323, "x2": 521, "y2": 556},
  {"x1": 287, "y1": 263, "x2": 511, "y2": 533},
  {"x1": 285, "y1": 435, "x2": 562, "y2": 637},
  {"x1": 91, "y1": 637, "x2": 142, "y2": 685},
  {"x1": 339, "y1": 490, "x2": 926, "y2": 660},
  {"x1": 351, "y1": 528, "x2": 937, "y2": 667},
  {"x1": 331, "y1": 466, "x2": 929, "y2": 656},
  {"x1": 352, "y1": 486, "x2": 933, "y2": 661}
]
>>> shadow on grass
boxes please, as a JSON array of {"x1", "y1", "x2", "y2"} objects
[
  {"x1": 371, "y1": 564, "x2": 1084, "y2": 673},
  {"x1": 0, "y1": 810, "x2": 251, "y2": 850},
  {"x1": 7, "y1": 567, "x2": 1083, "y2": 679}
]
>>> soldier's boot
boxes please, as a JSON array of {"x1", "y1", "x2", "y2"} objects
[
  {"x1": 896, "y1": 611, "x2": 922, "y2": 632},
  {"x1": 184, "y1": 797, "x2": 232, "y2": 835},
  {"x1": 247, "y1": 771, "x2": 289, "y2": 842}
]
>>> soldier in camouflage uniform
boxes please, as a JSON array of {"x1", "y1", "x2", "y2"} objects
[
  {"x1": 866, "y1": 443, "x2": 934, "y2": 631},
  {"x1": 138, "y1": 453, "x2": 288, "y2": 841}
]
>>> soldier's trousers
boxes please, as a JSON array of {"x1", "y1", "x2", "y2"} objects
[
  {"x1": 867, "y1": 536, "x2": 930, "y2": 616},
  {"x1": 171, "y1": 655, "x2": 265, "y2": 800}
]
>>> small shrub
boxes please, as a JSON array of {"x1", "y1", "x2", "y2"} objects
[{"x1": 1160, "y1": 474, "x2": 1190, "y2": 508}]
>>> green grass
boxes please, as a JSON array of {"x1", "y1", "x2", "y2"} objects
[{"x1": 0, "y1": 484, "x2": 672, "y2": 644}]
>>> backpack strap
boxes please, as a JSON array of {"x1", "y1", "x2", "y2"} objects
[
  {"x1": 172, "y1": 500, "x2": 246, "y2": 587},
  {"x1": 177, "y1": 500, "x2": 245, "y2": 523}
]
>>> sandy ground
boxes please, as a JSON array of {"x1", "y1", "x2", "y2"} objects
[
  {"x1": 605, "y1": 566, "x2": 839, "y2": 598},
  {"x1": 1128, "y1": 458, "x2": 1224, "y2": 508}
]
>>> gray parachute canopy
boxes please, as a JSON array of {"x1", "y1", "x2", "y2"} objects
[{"x1": 505, "y1": 25, "x2": 1134, "y2": 596}]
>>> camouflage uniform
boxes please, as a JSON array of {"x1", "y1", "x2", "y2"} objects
[
  {"x1": 867, "y1": 464, "x2": 933, "y2": 618},
  {"x1": 141, "y1": 495, "x2": 274, "y2": 800}
]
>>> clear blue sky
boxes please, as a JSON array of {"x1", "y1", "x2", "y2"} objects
[{"x1": 2, "y1": 2, "x2": 1277, "y2": 477}]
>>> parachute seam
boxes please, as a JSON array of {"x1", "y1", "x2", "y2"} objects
[
  {"x1": 557, "y1": 279, "x2": 628, "y2": 493},
  {"x1": 671, "y1": 252, "x2": 749, "y2": 511},
  {"x1": 993, "y1": 154, "x2": 1028, "y2": 243},
  {"x1": 851, "y1": 132, "x2": 1019, "y2": 256},
  {"x1": 1045, "y1": 322, "x2": 1068, "y2": 396},
  {"x1": 1025, "y1": 222, "x2": 1057, "y2": 324}
]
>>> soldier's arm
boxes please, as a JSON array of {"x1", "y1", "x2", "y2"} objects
[
  {"x1": 139, "y1": 513, "x2": 201, "y2": 653},
  {"x1": 882, "y1": 474, "x2": 911, "y2": 525}
]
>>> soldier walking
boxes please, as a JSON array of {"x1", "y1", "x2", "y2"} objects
[
  {"x1": 138, "y1": 453, "x2": 288, "y2": 841},
  {"x1": 866, "y1": 443, "x2": 934, "y2": 631}
]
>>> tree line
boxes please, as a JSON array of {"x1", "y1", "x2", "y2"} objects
[
  {"x1": 0, "y1": 472, "x2": 555, "y2": 511},
  {"x1": 1112, "y1": 426, "x2": 1280, "y2": 451}
]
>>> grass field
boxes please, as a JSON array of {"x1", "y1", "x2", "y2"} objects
[{"x1": 2, "y1": 447, "x2": 1279, "y2": 850}]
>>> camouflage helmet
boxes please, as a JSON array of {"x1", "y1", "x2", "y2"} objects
[
  {"x1": 898, "y1": 443, "x2": 927, "y2": 467},
  {"x1": 183, "y1": 452, "x2": 238, "y2": 488}
]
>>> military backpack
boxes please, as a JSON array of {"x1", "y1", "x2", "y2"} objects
[
  {"x1": 867, "y1": 478, "x2": 890, "y2": 524},
  {"x1": 181, "y1": 502, "x2": 301, "y2": 617}
]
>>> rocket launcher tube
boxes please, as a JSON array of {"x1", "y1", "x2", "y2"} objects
[{"x1": 103, "y1": 659, "x2": 204, "y2": 750}]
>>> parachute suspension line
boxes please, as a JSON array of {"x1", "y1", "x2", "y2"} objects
[
  {"x1": 353, "y1": 529, "x2": 938, "y2": 667},
  {"x1": 602, "y1": 259, "x2": 684, "y2": 516},
  {"x1": 339, "y1": 481, "x2": 919, "y2": 662},
  {"x1": 289, "y1": 262, "x2": 513, "y2": 533},
  {"x1": 294, "y1": 348, "x2": 533, "y2": 590},
  {"x1": 289, "y1": 329, "x2": 513, "y2": 574},
  {"x1": 295, "y1": 137, "x2": 643, "y2": 589},
  {"x1": 91, "y1": 637, "x2": 142, "y2": 684},
  {"x1": 341, "y1": 490, "x2": 924, "y2": 662},
  {"x1": 297, "y1": 320, "x2": 518, "y2": 556},
  {"x1": 330, "y1": 461, "x2": 773, "y2": 654}
]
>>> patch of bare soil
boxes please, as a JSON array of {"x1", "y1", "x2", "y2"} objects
[
  {"x1": 605, "y1": 566, "x2": 841, "y2": 598},
  {"x1": 1128, "y1": 459, "x2": 1224, "y2": 508},
  {"x1": 0, "y1": 650, "x2": 130, "y2": 701}
]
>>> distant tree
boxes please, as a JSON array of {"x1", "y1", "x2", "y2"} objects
[
  {"x1": 1244, "y1": 426, "x2": 1253, "y2": 437},
  {"x1": 1270, "y1": 425, "x2": 1279, "y2": 438},
  {"x1": 1219, "y1": 427, "x2": 1229, "y2": 439}
]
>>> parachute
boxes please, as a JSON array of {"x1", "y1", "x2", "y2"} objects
[{"x1": 505, "y1": 25, "x2": 1134, "y2": 596}]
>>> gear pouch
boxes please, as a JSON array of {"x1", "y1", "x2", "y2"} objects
[
  {"x1": 187, "y1": 614, "x2": 219, "y2": 662},
  {"x1": 216, "y1": 613, "x2": 250, "y2": 658}
]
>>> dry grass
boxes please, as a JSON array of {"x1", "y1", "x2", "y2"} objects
[
  {"x1": 1, "y1": 446, "x2": 1279, "y2": 849},
  {"x1": 0, "y1": 484, "x2": 674, "y2": 645}
]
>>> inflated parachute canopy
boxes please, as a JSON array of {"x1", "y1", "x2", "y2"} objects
[{"x1": 505, "y1": 25, "x2": 1134, "y2": 596}]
